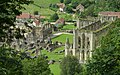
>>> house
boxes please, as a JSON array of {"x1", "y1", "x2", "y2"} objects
[
  {"x1": 54, "y1": 18, "x2": 65, "y2": 30},
  {"x1": 98, "y1": 12, "x2": 120, "y2": 18},
  {"x1": 16, "y1": 13, "x2": 46, "y2": 26},
  {"x1": 16, "y1": 13, "x2": 46, "y2": 20},
  {"x1": 55, "y1": 18, "x2": 65, "y2": 25},
  {"x1": 16, "y1": 13, "x2": 31, "y2": 19},
  {"x1": 73, "y1": 4, "x2": 84, "y2": 13},
  {"x1": 57, "y1": 3, "x2": 65, "y2": 12}
]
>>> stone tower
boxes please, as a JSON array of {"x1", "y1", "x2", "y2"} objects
[{"x1": 65, "y1": 38, "x2": 70, "y2": 56}]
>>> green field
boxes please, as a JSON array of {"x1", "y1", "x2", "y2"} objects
[
  {"x1": 42, "y1": 34, "x2": 73, "y2": 75},
  {"x1": 33, "y1": 0, "x2": 59, "y2": 8},
  {"x1": 58, "y1": 13, "x2": 73, "y2": 21},
  {"x1": 62, "y1": 24, "x2": 76, "y2": 30},
  {"x1": 42, "y1": 46, "x2": 64, "y2": 61},
  {"x1": 49, "y1": 63, "x2": 61, "y2": 75},
  {"x1": 42, "y1": 46, "x2": 64, "y2": 75},
  {"x1": 52, "y1": 34, "x2": 73, "y2": 44},
  {"x1": 23, "y1": 0, "x2": 59, "y2": 16}
]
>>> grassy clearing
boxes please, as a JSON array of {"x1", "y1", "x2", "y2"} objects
[
  {"x1": 23, "y1": 0, "x2": 59, "y2": 16},
  {"x1": 23, "y1": 5, "x2": 55, "y2": 16},
  {"x1": 47, "y1": 34, "x2": 73, "y2": 75},
  {"x1": 52, "y1": 34, "x2": 73, "y2": 44},
  {"x1": 49, "y1": 63, "x2": 61, "y2": 75},
  {"x1": 62, "y1": 24, "x2": 76, "y2": 30},
  {"x1": 42, "y1": 48, "x2": 64, "y2": 61},
  {"x1": 58, "y1": 13, "x2": 73, "y2": 21},
  {"x1": 53, "y1": 46, "x2": 64, "y2": 52},
  {"x1": 42, "y1": 46, "x2": 64, "y2": 75},
  {"x1": 33, "y1": 0, "x2": 59, "y2": 8}
]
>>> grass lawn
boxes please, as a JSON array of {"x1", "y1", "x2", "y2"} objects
[
  {"x1": 58, "y1": 13, "x2": 73, "y2": 21},
  {"x1": 62, "y1": 24, "x2": 76, "y2": 30},
  {"x1": 52, "y1": 34, "x2": 73, "y2": 44},
  {"x1": 47, "y1": 34, "x2": 73, "y2": 75},
  {"x1": 33, "y1": 0, "x2": 59, "y2": 8},
  {"x1": 42, "y1": 46, "x2": 64, "y2": 75},
  {"x1": 49, "y1": 63, "x2": 61, "y2": 75},
  {"x1": 42, "y1": 34, "x2": 73, "y2": 75},
  {"x1": 23, "y1": 5, "x2": 55, "y2": 16},
  {"x1": 42, "y1": 47, "x2": 64, "y2": 61},
  {"x1": 23, "y1": 0, "x2": 59, "y2": 16}
]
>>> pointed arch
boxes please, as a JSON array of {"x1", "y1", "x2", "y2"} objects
[
  {"x1": 78, "y1": 36, "x2": 81, "y2": 48},
  {"x1": 82, "y1": 33, "x2": 85, "y2": 48},
  {"x1": 87, "y1": 37, "x2": 90, "y2": 49}
]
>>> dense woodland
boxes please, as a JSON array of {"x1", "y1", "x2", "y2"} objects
[
  {"x1": 0, "y1": 0, "x2": 120, "y2": 75},
  {"x1": 61, "y1": 0, "x2": 120, "y2": 16}
]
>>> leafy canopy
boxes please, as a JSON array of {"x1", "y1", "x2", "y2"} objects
[
  {"x1": 60, "y1": 55, "x2": 82, "y2": 75},
  {"x1": 0, "y1": 0, "x2": 33, "y2": 44},
  {"x1": 0, "y1": 46, "x2": 23, "y2": 75},
  {"x1": 86, "y1": 19, "x2": 120, "y2": 75},
  {"x1": 22, "y1": 56, "x2": 52, "y2": 75}
]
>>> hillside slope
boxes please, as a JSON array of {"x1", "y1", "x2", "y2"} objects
[{"x1": 23, "y1": 0, "x2": 59, "y2": 16}]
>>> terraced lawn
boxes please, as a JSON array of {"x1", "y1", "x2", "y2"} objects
[
  {"x1": 41, "y1": 34, "x2": 73, "y2": 75},
  {"x1": 42, "y1": 46, "x2": 64, "y2": 75},
  {"x1": 52, "y1": 34, "x2": 73, "y2": 44},
  {"x1": 23, "y1": 0, "x2": 59, "y2": 16},
  {"x1": 49, "y1": 63, "x2": 61, "y2": 75},
  {"x1": 42, "y1": 46, "x2": 64, "y2": 61},
  {"x1": 62, "y1": 24, "x2": 76, "y2": 30},
  {"x1": 34, "y1": 0, "x2": 59, "y2": 8}
]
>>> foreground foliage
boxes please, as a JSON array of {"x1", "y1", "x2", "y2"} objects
[
  {"x1": 86, "y1": 19, "x2": 120, "y2": 75},
  {"x1": 60, "y1": 55, "x2": 82, "y2": 75},
  {"x1": 0, "y1": 46, "x2": 23, "y2": 75},
  {"x1": 0, "y1": 0, "x2": 33, "y2": 44},
  {"x1": 0, "y1": 1, "x2": 52, "y2": 75},
  {"x1": 22, "y1": 56, "x2": 52, "y2": 75}
]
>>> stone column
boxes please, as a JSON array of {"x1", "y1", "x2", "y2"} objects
[
  {"x1": 84, "y1": 34, "x2": 88, "y2": 61},
  {"x1": 73, "y1": 29, "x2": 78, "y2": 56},
  {"x1": 79, "y1": 50, "x2": 82, "y2": 63},
  {"x1": 77, "y1": 19, "x2": 80, "y2": 28},
  {"x1": 79, "y1": 33, "x2": 83, "y2": 63},
  {"x1": 65, "y1": 38, "x2": 70, "y2": 56},
  {"x1": 84, "y1": 51, "x2": 87, "y2": 62},
  {"x1": 90, "y1": 32, "x2": 95, "y2": 58}
]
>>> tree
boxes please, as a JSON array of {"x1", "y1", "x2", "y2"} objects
[
  {"x1": 60, "y1": 55, "x2": 82, "y2": 75},
  {"x1": 86, "y1": 19, "x2": 120, "y2": 75},
  {"x1": 65, "y1": 6, "x2": 73, "y2": 13},
  {"x1": 71, "y1": 2, "x2": 79, "y2": 9},
  {"x1": 50, "y1": 13, "x2": 59, "y2": 21},
  {"x1": 60, "y1": 0, "x2": 64, "y2": 3},
  {"x1": 22, "y1": 56, "x2": 52, "y2": 75},
  {"x1": 0, "y1": 0, "x2": 33, "y2": 44},
  {"x1": 34, "y1": 11, "x2": 39, "y2": 15},
  {"x1": 0, "y1": 0, "x2": 33, "y2": 74},
  {"x1": 0, "y1": 46, "x2": 23, "y2": 75},
  {"x1": 64, "y1": 0, "x2": 72, "y2": 4}
]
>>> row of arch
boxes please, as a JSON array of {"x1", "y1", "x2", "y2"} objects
[
  {"x1": 77, "y1": 33, "x2": 91, "y2": 63},
  {"x1": 78, "y1": 33, "x2": 90, "y2": 49}
]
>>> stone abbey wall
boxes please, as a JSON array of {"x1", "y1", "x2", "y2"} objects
[{"x1": 65, "y1": 16, "x2": 117, "y2": 63}]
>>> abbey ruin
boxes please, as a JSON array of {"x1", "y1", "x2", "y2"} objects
[{"x1": 65, "y1": 16, "x2": 117, "y2": 63}]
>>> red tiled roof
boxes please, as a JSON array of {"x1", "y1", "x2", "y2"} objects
[
  {"x1": 16, "y1": 13, "x2": 46, "y2": 19},
  {"x1": 16, "y1": 13, "x2": 31, "y2": 19},
  {"x1": 99, "y1": 12, "x2": 120, "y2": 18}
]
